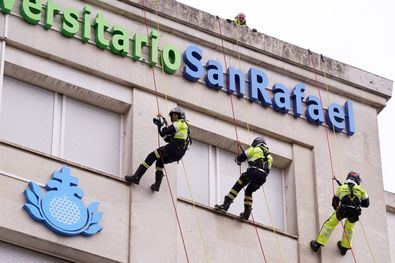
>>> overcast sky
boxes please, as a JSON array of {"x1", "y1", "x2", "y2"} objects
[{"x1": 178, "y1": 0, "x2": 395, "y2": 192}]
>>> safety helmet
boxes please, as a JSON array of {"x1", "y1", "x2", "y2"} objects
[
  {"x1": 346, "y1": 171, "x2": 361, "y2": 185},
  {"x1": 237, "y1": 13, "x2": 246, "y2": 20},
  {"x1": 169, "y1": 107, "x2": 186, "y2": 120},
  {"x1": 251, "y1": 137, "x2": 267, "y2": 148}
]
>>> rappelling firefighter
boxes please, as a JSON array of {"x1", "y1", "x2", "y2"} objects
[
  {"x1": 310, "y1": 172, "x2": 370, "y2": 255},
  {"x1": 215, "y1": 137, "x2": 272, "y2": 220},
  {"x1": 125, "y1": 107, "x2": 191, "y2": 192}
]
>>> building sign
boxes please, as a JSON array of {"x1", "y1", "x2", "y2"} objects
[
  {"x1": 1, "y1": 0, "x2": 355, "y2": 135},
  {"x1": 23, "y1": 166, "x2": 103, "y2": 237}
]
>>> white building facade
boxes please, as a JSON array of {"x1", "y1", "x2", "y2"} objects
[{"x1": 0, "y1": 0, "x2": 393, "y2": 262}]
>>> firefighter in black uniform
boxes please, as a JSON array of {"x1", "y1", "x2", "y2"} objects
[
  {"x1": 125, "y1": 107, "x2": 190, "y2": 192},
  {"x1": 215, "y1": 137, "x2": 273, "y2": 220}
]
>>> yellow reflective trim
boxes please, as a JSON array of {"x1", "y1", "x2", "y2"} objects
[
  {"x1": 142, "y1": 162, "x2": 150, "y2": 169},
  {"x1": 244, "y1": 201, "x2": 253, "y2": 205},
  {"x1": 156, "y1": 167, "x2": 164, "y2": 171},
  {"x1": 245, "y1": 196, "x2": 253, "y2": 201},
  {"x1": 154, "y1": 150, "x2": 160, "y2": 158},
  {"x1": 230, "y1": 189, "x2": 238, "y2": 195},
  {"x1": 227, "y1": 194, "x2": 236, "y2": 200},
  {"x1": 237, "y1": 179, "x2": 243, "y2": 184},
  {"x1": 246, "y1": 146, "x2": 265, "y2": 162},
  {"x1": 173, "y1": 120, "x2": 188, "y2": 140}
]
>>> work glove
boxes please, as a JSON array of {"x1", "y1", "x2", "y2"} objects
[
  {"x1": 234, "y1": 157, "x2": 241, "y2": 166},
  {"x1": 153, "y1": 116, "x2": 165, "y2": 127}
]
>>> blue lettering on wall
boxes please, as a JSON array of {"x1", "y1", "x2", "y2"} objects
[
  {"x1": 181, "y1": 44, "x2": 356, "y2": 136},
  {"x1": 183, "y1": 45, "x2": 204, "y2": 82},
  {"x1": 248, "y1": 67, "x2": 271, "y2": 107},
  {"x1": 306, "y1": 95, "x2": 324, "y2": 125},
  {"x1": 227, "y1": 67, "x2": 245, "y2": 97},
  {"x1": 291, "y1": 83, "x2": 305, "y2": 118},
  {"x1": 205, "y1": 60, "x2": 224, "y2": 90},
  {"x1": 271, "y1": 83, "x2": 290, "y2": 113},
  {"x1": 326, "y1": 103, "x2": 345, "y2": 132},
  {"x1": 345, "y1": 100, "x2": 355, "y2": 136}
]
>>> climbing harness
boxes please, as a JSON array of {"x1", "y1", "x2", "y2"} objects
[
  {"x1": 309, "y1": 50, "x2": 360, "y2": 262},
  {"x1": 216, "y1": 16, "x2": 268, "y2": 263},
  {"x1": 142, "y1": 1, "x2": 210, "y2": 262},
  {"x1": 140, "y1": 1, "x2": 190, "y2": 261},
  {"x1": 319, "y1": 53, "x2": 376, "y2": 262},
  {"x1": 233, "y1": 24, "x2": 285, "y2": 263}
]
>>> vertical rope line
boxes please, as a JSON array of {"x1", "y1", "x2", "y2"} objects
[
  {"x1": 321, "y1": 57, "x2": 374, "y2": 262},
  {"x1": 216, "y1": 17, "x2": 267, "y2": 263},
  {"x1": 359, "y1": 219, "x2": 376, "y2": 263},
  {"x1": 308, "y1": 51, "x2": 357, "y2": 263},
  {"x1": 320, "y1": 56, "x2": 358, "y2": 261},
  {"x1": 151, "y1": 1, "x2": 209, "y2": 261},
  {"x1": 235, "y1": 36, "x2": 253, "y2": 142},
  {"x1": 234, "y1": 28, "x2": 284, "y2": 262},
  {"x1": 152, "y1": 0, "x2": 170, "y2": 112},
  {"x1": 141, "y1": 2, "x2": 190, "y2": 262},
  {"x1": 261, "y1": 186, "x2": 285, "y2": 262},
  {"x1": 181, "y1": 160, "x2": 210, "y2": 263}
]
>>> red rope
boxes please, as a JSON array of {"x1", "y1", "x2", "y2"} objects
[
  {"x1": 216, "y1": 17, "x2": 267, "y2": 263},
  {"x1": 308, "y1": 51, "x2": 357, "y2": 263},
  {"x1": 141, "y1": 1, "x2": 190, "y2": 262}
]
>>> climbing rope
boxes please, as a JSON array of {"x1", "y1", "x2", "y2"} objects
[
  {"x1": 308, "y1": 50, "x2": 357, "y2": 263},
  {"x1": 359, "y1": 219, "x2": 377, "y2": 263},
  {"x1": 234, "y1": 36, "x2": 253, "y2": 142},
  {"x1": 140, "y1": 1, "x2": 190, "y2": 262},
  {"x1": 233, "y1": 28, "x2": 285, "y2": 262},
  {"x1": 151, "y1": 0, "x2": 170, "y2": 113},
  {"x1": 320, "y1": 55, "x2": 376, "y2": 262},
  {"x1": 216, "y1": 17, "x2": 267, "y2": 263},
  {"x1": 150, "y1": 1, "x2": 210, "y2": 261},
  {"x1": 181, "y1": 160, "x2": 210, "y2": 263}
]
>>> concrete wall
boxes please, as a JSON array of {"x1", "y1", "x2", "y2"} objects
[
  {"x1": 0, "y1": 0, "x2": 393, "y2": 262},
  {"x1": 386, "y1": 191, "x2": 395, "y2": 263}
]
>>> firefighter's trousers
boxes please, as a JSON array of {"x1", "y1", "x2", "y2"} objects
[{"x1": 316, "y1": 211, "x2": 356, "y2": 249}]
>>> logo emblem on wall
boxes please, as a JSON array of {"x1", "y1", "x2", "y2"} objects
[{"x1": 23, "y1": 166, "x2": 103, "y2": 237}]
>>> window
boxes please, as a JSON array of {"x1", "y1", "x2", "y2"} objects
[
  {"x1": 0, "y1": 241, "x2": 71, "y2": 263},
  {"x1": 177, "y1": 140, "x2": 210, "y2": 205},
  {"x1": 0, "y1": 76, "x2": 121, "y2": 176},
  {"x1": 0, "y1": 77, "x2": 54, "y2": 153},
  {"x1": 63, "y1": 98, "x2": 121, "y2": 175},
  {"x1": 178, "y1": 140, "x2": 285, "y2": 230}
]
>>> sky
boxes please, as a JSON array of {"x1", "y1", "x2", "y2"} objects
[{"x1": 178, "y1": 0, "x2": 395, "y2": 192}]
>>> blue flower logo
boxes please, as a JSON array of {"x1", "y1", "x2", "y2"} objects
[{"x1": 23, "y1": 166, "x2": 103, "y2": 237}]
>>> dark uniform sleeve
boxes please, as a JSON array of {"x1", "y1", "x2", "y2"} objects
[
  {"x1": 361, "y1": 198, "x2": 370, "y2": 208},
  {"x1": 158, "y1": 124, "x2": 176, "y2": 143},
  {"x1": 332, "y1": 196, "x2": 340, "y2": 210},
  {"x1": 159, "y1": 125, "x2": 176, "y2": 136},
  {"x1": 235, "y1": 152, "x2": 248, "y2": 163},
  {"x1": 360, "y1": 188, "x2": 370, "y2": 208}
]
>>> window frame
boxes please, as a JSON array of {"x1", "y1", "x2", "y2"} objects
[
  {"x1": 177, "y1": 139, "x2": 286, "y2": 230},
  {"x1": 0, "y1": 76, "x2": 124, "y2": 177}
]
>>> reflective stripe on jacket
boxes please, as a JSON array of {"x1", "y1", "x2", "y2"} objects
[
  {"x1": 335, "y1": 183, "x2": 368, "y2": 202},
  {"x1": 245, "y1": 146, "x2": 273, "y2": 170},
  {"x1": 172, "y1": 120, "x2": 189, "y2": 141}
]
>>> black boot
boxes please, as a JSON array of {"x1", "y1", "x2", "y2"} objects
[
  {"x1": 215, "y1": 196, "x2": 232, "y2": 212},
  {"x1": 337, "y1": 241, "x2": 348, "y2": 256},
  {"x1": 125, "y1": 165, "x2": 147, "y2": 185},
  {"x1": 310, "y1": 240, "x2": 322, "y2": 252},
  {"x1": 239, "y1": 206, "x2": 252, "y2": 221},
  {"x1": 150, "y1": 172, "x2": 164, "y2": 192}
]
